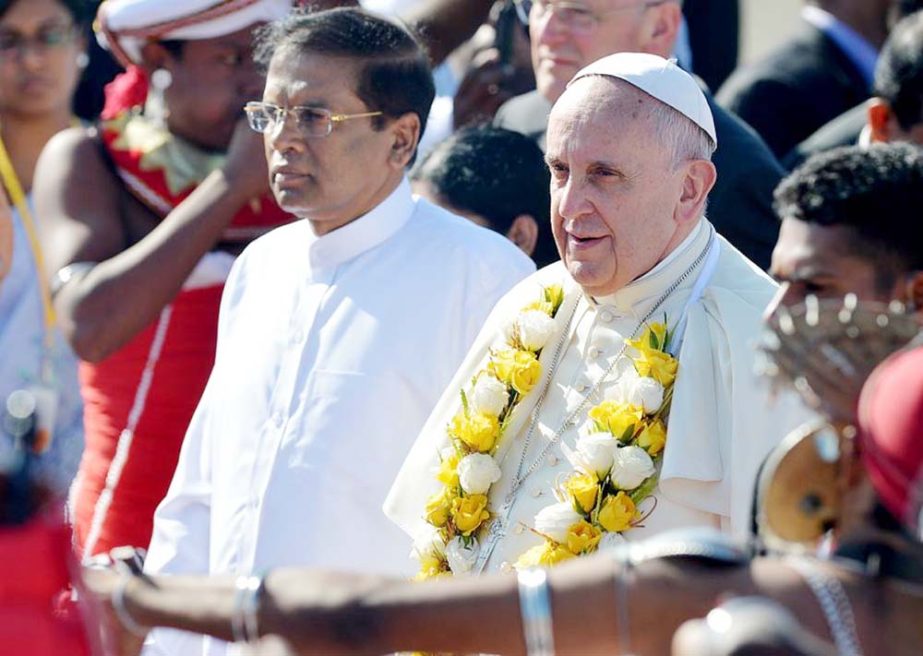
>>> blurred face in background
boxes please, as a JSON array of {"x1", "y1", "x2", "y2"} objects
[
  {"x1": 528, "y1": 0, "x2": 676, "y2": 102},
  {"x1": 0, "y1": 0, "x2": 85, "y2": 118},
  {"x1": 154, "y1": 25, "x2": 266, "y2": 151}
]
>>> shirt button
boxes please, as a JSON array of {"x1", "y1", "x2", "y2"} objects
[
  {"x1": 531, "y1": 488, "x2": 543, "y2": 498},
  {"x1": 547, "y1": 454, "x2": 559, "y2": 466},
  {"x1": 291, "y1": 330, "x2": 305, "y2": 345},
  {"x1": 600, "y1": 310, "x2": 614, "y2": 323},
  {"x1": 272, "y1": 411, "x2": 284, "y2": 427},
  {"x1": 589, "y1": 346, "x2": 602, "y2": 358},
  {"x1": 575, "y1": 381, "x2": 588, "y2": 392},
  {"x1": 515, "y1": 524, "x2": 525, "y2": 535},
  {"x1": 500, "y1": 561, "x2": 513, "y2": 573}
]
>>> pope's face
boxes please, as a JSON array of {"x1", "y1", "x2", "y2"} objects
[
  {"x1": 261, "y1": 49, "x2": 401, "y2": 233},
  {"x1": 546, "y1": 77, "x2": 686, "y2": 297},
  {"x1": 530, "y1": 0, "x2": 660, "y2": 102},
  {"x1": 765, "y1": 218, "x2": 893, "y2": 319}
]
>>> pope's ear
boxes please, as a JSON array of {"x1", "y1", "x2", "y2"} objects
[{"x1": 675, "y1": 159, "x2": 716, "y2": 224}]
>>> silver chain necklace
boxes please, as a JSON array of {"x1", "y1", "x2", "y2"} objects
[
  {"x1": 508, "y1": 235, "x2": 715, "y2": 495},
  {"x1": 474, "y1": 236, "x2": 715, "y2": 573}
]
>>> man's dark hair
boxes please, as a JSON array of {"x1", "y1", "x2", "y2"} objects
[
  {"x1": 875, "y1": 10, "x2": 923, "y2": 131},
  {"x1": 412, "y1": 126, "x2": 557, "y2": 266},
  {"x1": 254, "y1": 7, "x2": 435, "y2": 150},
  {"x1": 894, "y1": 0, "x2": 923, "y2": 21},
  {"x1": 0, "y1": 0, "x2": 94, "y2": 24},
  {"x1": 774, "y1": 143, "x2": 923, "y2": 288}
]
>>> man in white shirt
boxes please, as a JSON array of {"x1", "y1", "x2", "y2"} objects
[
  {"x1": 386, "y1": 53, "x2": 812, "y2": 576},
  {"x1": 142, "y1": 8, "x2": 534, "y2": 655}
]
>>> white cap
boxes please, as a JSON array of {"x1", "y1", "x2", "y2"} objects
[
  {"x1": 568, "y1": 52, "x2": 717, "y2": 147},
  {"x1": 96, "y1": 0, "x2": 293, "y2": 67}
]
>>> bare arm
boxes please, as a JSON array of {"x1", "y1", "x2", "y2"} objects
[
  {"x1": 88, "y1": 555, "x2": 748, "y2": 656},
  {"x1": 35, "y1": 120, "x2": 269, "y2": 363},
  {"x1": 402, "y1": 0, "x2": 495, "y2": 65}
]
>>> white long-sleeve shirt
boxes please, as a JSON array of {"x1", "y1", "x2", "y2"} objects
[{"x1": 143, "y1": 179, "x2": 534, "y2": 655}]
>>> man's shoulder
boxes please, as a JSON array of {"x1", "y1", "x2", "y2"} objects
[
  {"x1": 494, "y1": 90, "x2": 552, "y2": 138},
  {"x1": 231, "y1": 220, "x2": 311, "y2": 267},
  {"x1": 708, "y1": 237, "x2": 778, "y2": 309},
  {"x1": 709, "y1": 98, "x2": 783, "y2": 175},
  {"x1": 719, "y1": 23, "x2": 866, "y2": 108},
  {"x1": 783, "y1": 103, "x2": 866, "y2": 169},
  {"x1": 406, "y1": 197, "x2": 535, "y2": 267}
]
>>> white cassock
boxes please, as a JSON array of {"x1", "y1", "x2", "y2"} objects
[
  {"x1": 386, "y1": 218, "x2": 815, "y2": 572},
  {"x1": 141, "y1": 179, "x2": 535, "y2": 656}
]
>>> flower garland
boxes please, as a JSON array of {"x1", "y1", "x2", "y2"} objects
[
  {"x1": 414, "y1": 285, "x2": 565, "y2": 579},
  {"x1": 515, "y1": 321, "x2": 679, "y2": 568}
]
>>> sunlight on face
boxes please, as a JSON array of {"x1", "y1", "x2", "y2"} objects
[{"x1": 546, "y1": 77, "x2": 684, "y2": 296}]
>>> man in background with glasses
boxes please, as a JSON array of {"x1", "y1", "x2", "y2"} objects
[
  {"x1": 140, "y1": 8, "x2": 533, "y2": 656},
  {"x1": 495, "y1": 0, "x2": 785, "y2": 270}
]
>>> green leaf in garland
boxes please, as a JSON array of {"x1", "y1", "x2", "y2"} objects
[{"x1": 628, "y1": 474, "x2": 660, "y2": 505}]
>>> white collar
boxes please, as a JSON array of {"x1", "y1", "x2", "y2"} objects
[
  {"x1": 307, "y1": 178, "x2": 415, "y2": 271},
  {"x1": 590, "y1": 219, "x2": 710, "y2": 313}
]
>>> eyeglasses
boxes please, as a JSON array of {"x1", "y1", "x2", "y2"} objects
[
  {"x1": 243, "y1": 101, "x2": 383, "y2": 138},
  {"x1": 0, "y1": 23, "x2": 77, "y2": 59},
  {"x1": 513, "y1": 0, "x2": 667, "y2": 34}
]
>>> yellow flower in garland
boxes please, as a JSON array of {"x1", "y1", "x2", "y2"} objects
[
  {"x1": 436, "y1": 450, "x2": 461, "y2": 487},
  {"x1": 627, "y1": 323, "x2": 677, "y2": 386},
  {"x1": 588, "y1": 402, "x2": 644, "y2": 442},
  {"x1": 544, "y1": 284, "x2": 565, "y2": 314},
  {"x1": 636, "y1": 322, "x2": 669, "y2": 351},
  {"x1": 488, "y1": 349, "x2": 542, "y2": 395},
  {"x1": 566, "y1": 520, "x2": 602, "y2": 555},
  {"x1": 515, "y1": 541, "x2": 575, "y2": 568},
  {"x1": 416, "y1": 552, "x2": 449, "y2": 580},
  {"x1": 636, "y1": 418, "x2": 667, "y2": 456},
  {"x1": 598, "y1": 492, "x2": 637, "y2": 533},
  {"x1": 448, "y1": 411, "x2": 500, "y2": 453},
  {"x1": 424, "y1": 488, "x2": 455, "y2": 527},
  {"x1": 633, "y1": 347, "x2": 678, "y2": 387},
  {"x1": 451, "y1": 494, "x2": 490, "y2": 535},
  {"x1": 522, "y1": 299, "x2": 554, "y2": 315},
  {"x1": 564, "y1": 473, "x2": 599, "y2": 514}
]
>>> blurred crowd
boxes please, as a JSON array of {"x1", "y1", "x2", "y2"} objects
[{"x1": 1, "y1": 0, "x2": 923, "y2": 655}]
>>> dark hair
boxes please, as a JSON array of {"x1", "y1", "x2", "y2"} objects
[
  {"x1": 411, "y1": 125, "x2": 557, "y2": 267},
  {"x1": 0, "y1": 0, "x2": 94, "y2": 24},
  {"x1": 874, "y1": 10, "x2": 923, "y2": 131},
  {"x1": 894, "y1": 0, "x2": 923, "y2": 21},
  {"x1": 254, "y1": 8, "x2": 434, "y2": 150},
  {"x1": 773, "y1": 143, "x2": 923, "y2": 287}
]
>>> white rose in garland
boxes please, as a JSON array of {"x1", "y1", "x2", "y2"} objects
[
  {"x1": 469, "y1": 375, "x2": 509, "y2": 417},
  {"x1": 457, "y1": 453, "x2": 502, "y2": 494},
  {"x1": 445, "y1": 537, "x2": 479, "y2": 574},
  {"x1": 412, "y1": 525, "x2": 446, "y2": 559},
  {"x1": 563, "y1": 432, "x2": 617, "y2": 479},
  {"x1": 534, "y1": 502, "x2": 583, "y2": 543},
  {"x1": 610, "y1": 445, "x2": 656, "y2": 490},
  {"x1": 608, "y1": 372, "x2": 664, "y2": 414},
  {"x1": 517, "y1": 309, "x2": 557, "y2": 351}
]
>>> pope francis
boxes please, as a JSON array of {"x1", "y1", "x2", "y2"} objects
[{"x1": 385, "y1": 53, "x2": 812, "y2": 576}]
